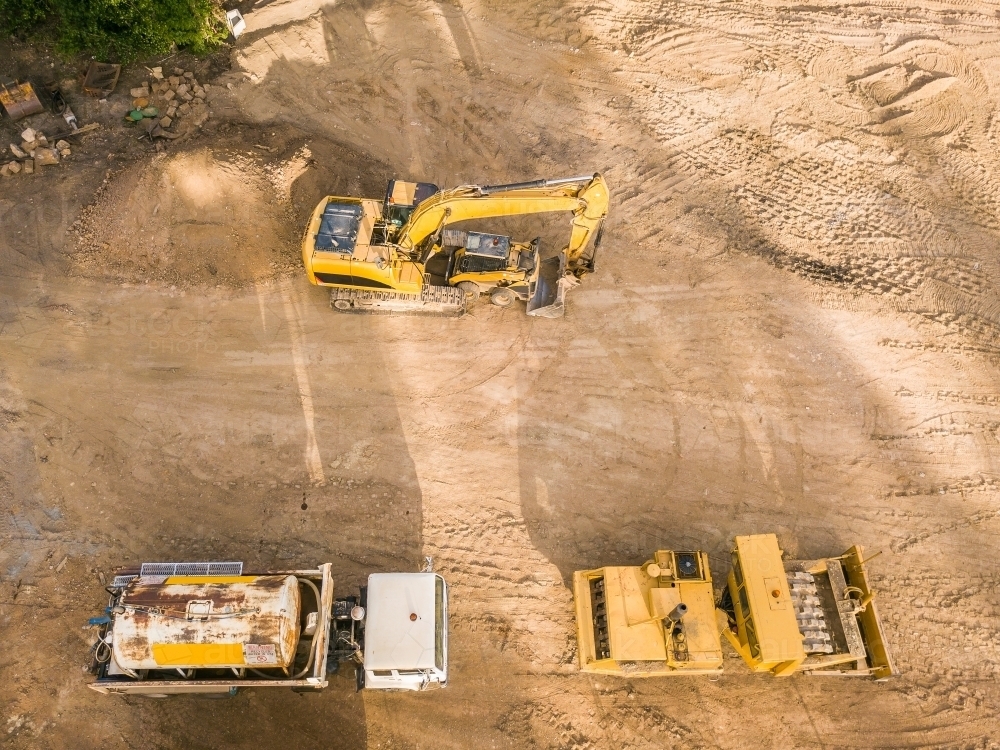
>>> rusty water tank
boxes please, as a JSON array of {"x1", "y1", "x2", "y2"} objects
[{"x1": 112, "y1": 575, "x2": 301, "y2": 671}]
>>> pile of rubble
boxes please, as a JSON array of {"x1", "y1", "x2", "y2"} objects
[
  {"x1": 128, "y1": 66, "x2": 210, "y2": 138},
  {"x1": 1, "y1": 127, "x2": 71, "y2": 177}
]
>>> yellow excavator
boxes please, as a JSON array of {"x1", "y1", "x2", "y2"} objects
[
  {"x1": 301, "y1": 174, "x2": 609, "y2": 317},
  {"x1": 574, "y1": 534, "x2": 896, "y2": 680}
]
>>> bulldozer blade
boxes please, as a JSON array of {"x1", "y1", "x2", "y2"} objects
[{"x1": 526, "y1": 252, "x2": 567, "y2": 318}]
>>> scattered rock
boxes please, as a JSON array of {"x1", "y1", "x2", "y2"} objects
[
  {"x1": 164, "y1": 90, "x2": 176, "y2": 101},
  {"x1": 23, "y1": 160, "x2": 34, "y2": 174},
  {"x1": 59, "y1": 148, "x2": 71, "y2": 157},
  {"x1": 176, "y1": 83, "x2": 189, "y2": 96},
  {"x1": 150, "y1": 66, "x2": 163, "y2": 80},
  {"x1": 8, "y1": 160, "x2": 20, "y2": 174},
  {"x1": 9, "y1": 143, "x2": 26, "y2": 158},
  {"x1": 0, "y1": 163, "x2": 9, "y2": 177},
  {"x1": 178, "y1": 103, "x2": 192, "y2": 116},
  {"x1": 166, "y1": 106, "x2": 177, "y2": 117},
  {"x1": 34, "y1": 148, "x2": 59, "y2": 166},
  {"x1": 159, "y1": 116, "x2": 172, "y2": 128},
  {"x1": 183, "y1": 71, "x2": 194, "y2": 79},
  {"x1": 21, "y1": 140, "x2": 36, "y2": 153},
  {"x1": 129, "y1": 86, "x2": 149, "y2": 98},
  {"x1": 20, "y1": 127, "x2": 36, "y2": 142},
  {"x1": 55, "y1": 139, "x2": 70, "y2": 150},
  {"x1": 173, "y1": 67, "x2": 185, "y2": 76},
  {"x1": 194, "y1": 89, "x2": 207, "y2": 100},
  {"x1": 169, "y1": 75, "x2": 181, "y2": 87},
  {"x1": 181, "y1": 92, "x2": 194, "y2": 102}
]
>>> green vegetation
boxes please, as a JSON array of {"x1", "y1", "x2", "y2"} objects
[{"x1": 0, "y1": 0, "x2": 227, "y2": 62}]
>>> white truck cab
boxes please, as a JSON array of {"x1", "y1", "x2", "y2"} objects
[{"x1": 363, "y1": 572, "x2": 448, "y2": 690}]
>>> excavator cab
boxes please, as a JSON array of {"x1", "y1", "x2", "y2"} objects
[{"x1": 383, "y1": 180, "x2": 439, "y2": 232}]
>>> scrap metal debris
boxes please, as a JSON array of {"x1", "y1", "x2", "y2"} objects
[
  {"x1": 82, "y1": 61, "x2": 121, "y2": 97},
  {"x1": 0, "y1": 78, "x2": 44, "y2": 120}
]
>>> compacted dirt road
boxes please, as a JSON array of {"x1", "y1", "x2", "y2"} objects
[{"x1": 3, "y1": 0, "x2": 1000, "y2": 747}]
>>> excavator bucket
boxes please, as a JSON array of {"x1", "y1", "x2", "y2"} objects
[{"x1": 526, "y1": 251, "x2": 567, "y2": 318}]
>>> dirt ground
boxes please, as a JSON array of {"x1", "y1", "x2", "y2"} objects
[{"x1": 3, "y1": 0, "x2": 1000, "y2": 747}]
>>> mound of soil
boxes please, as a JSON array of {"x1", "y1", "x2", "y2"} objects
[{"x1": 69, "y1": 148, "x2": 302, "y2": 287}]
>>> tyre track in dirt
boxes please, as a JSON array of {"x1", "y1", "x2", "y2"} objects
[{"x1": 6, "y1": 0, "x2": 1000, "y2": 747}]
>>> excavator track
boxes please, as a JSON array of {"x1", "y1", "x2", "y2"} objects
[{"x1": 329, "y1": 285, "x2": 467, "y2": 316}]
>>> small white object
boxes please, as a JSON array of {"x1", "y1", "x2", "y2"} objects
[
  {"x1": 227, "y1": 9, "x2": 246, "y2": 39},
  {"x1": 303, "y1": 611, "x2": 318, "y2": 636},
  {"x1": 20, "y1": 127, "x2": 36, "y2": 142}
]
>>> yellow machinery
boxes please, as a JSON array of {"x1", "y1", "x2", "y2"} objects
[
  {"x1": 301, "y1": 174, "x2": 609, "y2": 317},
  {"x1": 573, "y1": 534, "x2": 896, "y2": 680},
  {"x1": 721, "y1": 534, "x2": 896, "y2": 678},
  {"x1": 574, "y1": 550, "x2": 724, "y2": 676}
]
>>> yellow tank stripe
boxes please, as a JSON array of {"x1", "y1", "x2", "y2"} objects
[
  {"x1": 151, "y1": 642, "x2": 245, "y2": 666},
  {"x1": 162, "y1": 576, "x2": 258, "y2": 585}
]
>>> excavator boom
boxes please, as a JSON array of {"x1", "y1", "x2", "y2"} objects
[
  {"x1": 396, "y1": 174, "x2": 608, "y2": 267},
  {"x1": 397, "y1": 175, "x2": 608, "y2": 273}
]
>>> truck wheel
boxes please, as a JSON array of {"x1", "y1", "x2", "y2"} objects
[
  {"x1": 490, "y1": 287, "x2": 515, "y2": 308},
  {"x1": 456, "y1": 282, "x2": 479, "y2": 300},
  {"x1": 332, "y1": 299, "x2": 352, "y2": 311}
]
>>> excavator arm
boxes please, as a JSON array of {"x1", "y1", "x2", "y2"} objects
[{"x1": 395, "y1": 174, "x2": 609, "y2": 274}]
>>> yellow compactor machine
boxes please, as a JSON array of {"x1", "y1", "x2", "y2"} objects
[
  {"x1": 301, "y1": 174, "x2": 609, "y2": 317},
  {"x1": 574, "y1": 534, "x2": 896, "y2": 680}
]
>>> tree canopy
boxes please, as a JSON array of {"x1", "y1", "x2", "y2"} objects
[{"x1": 0, "y1": 0, "x2": 227, "y2": 62}]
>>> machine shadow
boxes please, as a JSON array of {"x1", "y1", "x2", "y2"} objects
[
  {"x1": 61, "y1": 282, "x2": 425, "y2": 748},
  {"x1": 0, "y1": 144, "x2": 432, "y2": 750},
  {"x1": 512, "y1": 265, "x2": 902, "y2": 590},
  {"x1": 512, "y1": 333, "x2": 740, "y2": 587}
]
